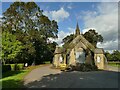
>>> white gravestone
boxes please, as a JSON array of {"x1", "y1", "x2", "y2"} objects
[{"x1": 25, "y1": 63, "x2": 28, "y2": 67}]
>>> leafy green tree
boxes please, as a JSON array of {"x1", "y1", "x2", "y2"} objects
[
  {"x1": 62, "y1": 34, "x2": 75, "y2": 44},
  {"x1": 83, "y1": 29, "x2": 103, "y2": 47},
  {"x1": 62, "y1": 34, "x2": 75, "y2": 48},
  {"x1": 2, "y1": 2, "x2": 58, "y2": 65},
  {"x1": 105, "y1": 51, "x2": 112, "y2": 61},
  {"x1": 47, "y1": 41, "x2": 58, "y2": 63},
  {"x1": 62, "y1": 29, "x2": 103, "y2": 48},
  {"x1": 1, "y1": 31, "x2": 24, "y2": 64},
  {"x1": 111, "y1": 50, "x2": 120, "y2": 61},
  {"x1": 105, "y1": 50, "x2": 120, "y2": 61}
]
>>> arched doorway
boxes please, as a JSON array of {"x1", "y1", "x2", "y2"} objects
[
  {"x1": 75, "y1": 48, "x2": 86, "y2": 63},
  {"x1": 66, "y1": 51, "x2": 70, "y2": 64}
]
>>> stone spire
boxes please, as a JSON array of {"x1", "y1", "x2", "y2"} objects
[{"x1": 75, "y1": 22, "x2": 80, "y2": 36}]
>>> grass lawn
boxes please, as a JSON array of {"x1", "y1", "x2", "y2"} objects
[
  {"x1": 0, "y1": 64, "x2": 50, "y2": 89},
  {"x1": 108, "y1": 62, "x2": 120, "y2": 68}
]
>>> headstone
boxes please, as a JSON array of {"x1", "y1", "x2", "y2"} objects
[{"x1": 25, "y1": 63, "x2": 28, "y2": 67}]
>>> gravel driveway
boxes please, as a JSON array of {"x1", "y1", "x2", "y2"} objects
[
  {"x1": 24, "y1": 65, "x2": 119, "y2": 88},
  {"x1": 105, "y1": 65, "x2": 119, "y2": 72},
  {"x1": 24, "y1": 65, "x2": 62, "y2": 85}
]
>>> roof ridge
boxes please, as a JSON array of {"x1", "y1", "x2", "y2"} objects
[{"x1": 68, "y1": 34, "x2": 95, "y2": 52}]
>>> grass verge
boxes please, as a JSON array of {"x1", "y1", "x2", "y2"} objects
[
  {"x1": 108, "y1": 63, "x2": 120, "y2": 68},
  {"x1": 0, "y1": 64, "x2": 50, "y2": 89}
]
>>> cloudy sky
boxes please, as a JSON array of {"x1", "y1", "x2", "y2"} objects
[{"x1": 1, "y1": 1, "x2": 118, "y2": 52}]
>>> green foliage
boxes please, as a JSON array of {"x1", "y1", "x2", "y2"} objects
[
  {"x1": 2, "y1": 31, "x2": 24, "y2": 64},
  {"x1": 1, "y1": 70, "x2": 27, "y2": 88},
  {"x1": 1, "y1": 65, "x2": 44, "y2": 88},
  {"x1": 2, "y1": 2, "x2": 58, "y2": 65},
  {"x1": 105, "y1": 50, "x2": 120, "y2": 61},
  {"x1": 10, "y1": 64, "x2": 24, "y2": 71},
  {"x1": 112, "y1": 50, "x2": 120, "y2": 60},
  {"x1": 62, "y1": 29, "x2": 103, "y2": 48},
  {"x1": 108, "y1": 62, "x2": 120, "y2": 67},
  {"x1": 83, "y1": 29, "x2": 103, "y2": 47},
  {"x1": 2, "y1": 64, "x2": 24, "y2": 73},
  {"x1": 62, "y1": 34, "x2": 75, "y2": 48},
  {"x1": 2, "y1": 65, "x2": 11, "y2": 73},
  {"x1": 105, "y1": 51, "x2": 112, "y2": 60},
  {"x1": 68, "y1": 63, "x2": 98, "y2": 72},
  {"x1": 62, "y1": 34, "x2": 75, "y2": 44},
  {"x1": 2, "y1": 79, "x2": 24, "y2": 88},
  {"x1": 46, "y1": 41, "x2": 58, "y2": 63}
]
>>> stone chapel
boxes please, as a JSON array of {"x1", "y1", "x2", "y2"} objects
[{"x1": 53, "y1": 23, "x2": 107, "y2": 69}]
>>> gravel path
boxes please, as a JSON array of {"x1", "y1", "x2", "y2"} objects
[
  {"x1": 105, "y1": 65, "x2": 119, "y2": 72},
  {"x1": 24, "y1": 65, "x2": 62, "y2": 85},
  {"x1": 24, "y1": 65, "x2": 119, "y2": 88},
  {"x1": 25, "y1": 70, "x2": 119, "y2": 88}
]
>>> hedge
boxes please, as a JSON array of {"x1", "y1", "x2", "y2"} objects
[
  {"x1": 2, "y1": 65, "x2": 11, "y2": 73},
  {"x1": 108, "y1": 62, "x2": 120, "y2": 67},
  {"x1": 10, "y1": 64, "x2": 24, "y2": 71},
  {"x1": 108, "y1": 62, "x2": 120, "y2": 65},
  {"x1": 2, "y1": 63, "x2": 24, "y2": 73}
]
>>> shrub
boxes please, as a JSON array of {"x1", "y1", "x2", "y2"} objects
[
  {"x1": 68, "y1": 63, "x2": 98, "y2": 72},
  {"x1": 10, "y1": 64, "x2": 15, "y2": 71},
  {"x1": 2, "y1": 63, "x2": 24, "y2": 72},
  {"x1": 10, "y1": 64, "x2": 24, "y2": 71},
  {"x1": 2, "y1": 65, "x2": 11, "y2": 73}
]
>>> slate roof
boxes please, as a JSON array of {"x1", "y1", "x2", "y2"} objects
[
  {"x1": 54, "y1": 23, "x2": 104, "y2": 54},
  {"x1": 68, "y1": 35, "x2": 95, "y2": 53}
]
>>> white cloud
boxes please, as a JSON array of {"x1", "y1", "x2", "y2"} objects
[
  {"x1": 81, "y1": 2, "x2": 118, "y2": 51},
  {"x1": 0, "y1": 15, "x2": 2, "y2": 18},
  {"x1": 67, "y1": 6, "x2": 72, "y2": 9},
  {"x1": 67, "y1": 3, "x2": 73, "y2": 9},
  {"x1": 49, "y1": 27, "x2": 75, "y2": 46},
  {"x1": 56, "y1": 29, "x2": 74, "y2": 46},
  {"x1": 104, "y1": 50, "x2": 114, "y2": 54},
  {"x1": 97, "y1": 39, "x2": 118, "y2": 50},
  {"x1": 82, "y1": 28, "x2": 96, "y2": 34},
  {"x1": 43, "y1": 7, "x2": 70, "y2": 22},
  {"x1": 68, "y1": 27, "x2": 75, "y2": 33}
]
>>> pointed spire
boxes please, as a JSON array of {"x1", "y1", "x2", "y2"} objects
[{"x1": 75, "y1": 22, "x2": 80, "y2": 36}]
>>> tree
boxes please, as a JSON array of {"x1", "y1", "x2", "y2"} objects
[
  {"x1": 62, "y1": 34, "x2": 75, "y2": 48},
  {"x1": 111, "y1": 50, "x2": 120, "y2": 61},
  {"x1": 105, "y1": 50, "x2": 120, "y2": 61},
  {"x1": 105, "y1": 51, "x2": 112, "y2": 61},
  {"x1": 47, "y1": 41, "x2": 58, "y2": 63},
  {"x1": 83, "y1": 29, "x2": 103, "y2": 47},
  {"x1": 62, "y1": 29, "x2": 103, "y2": 48},
  {"x1": 2, "y1": 2, "x2": 58, "y2": 65},
  {"x1": 1, "y1": 31, "x2": 24, "y2": 64}
]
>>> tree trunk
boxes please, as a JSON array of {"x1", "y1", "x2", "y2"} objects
[{"x1": 2, "y1": 59, "x2": 5, "y2": 65}]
